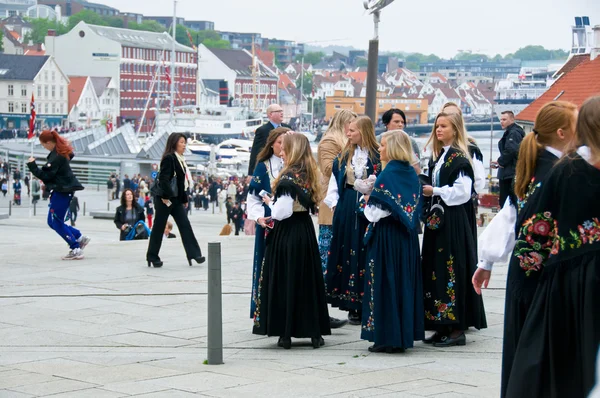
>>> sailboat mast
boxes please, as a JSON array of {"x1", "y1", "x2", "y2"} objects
[
  {"x1": 252, "y1": 36, "x2": 258, "y2": 111},
  {"x1": 170, "y1": 0, "x2": 177, "y2": 120}
]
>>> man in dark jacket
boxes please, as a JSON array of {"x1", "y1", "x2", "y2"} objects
[
  {"x1": 68, "y1": 194, "x2": 80, "y2": 226},
  {"x1": 492, "y1": 111, "x2": 525, "y2": 208},
  {"x1": 247, "y1": 104, "x2": 291, "y2": 175}
]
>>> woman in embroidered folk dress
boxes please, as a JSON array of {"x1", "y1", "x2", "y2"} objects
[
  {"x1": 252, "y1": 134, "x2": 331, "y2": 349},
  {"x1": 504, "y1": 96, "x2": 600, "y2": 398},
  {"x1": 471, "y1": 101, "x2": 578, "y2": 397},
  {"x1": 325, "y1": 116, "x2": 382, "y2": 325},
  {"x1": 246, "y1": 127, "x2": 288, "y2": 318},
  {"x1": 361, "y1": 130, "x2": 424, "y2": 353},
  {"x1": 421, "y1": 112, "x2": 487, "y2": 347}
]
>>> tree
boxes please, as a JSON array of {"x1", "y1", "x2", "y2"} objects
[
  {"x1": 296, "y1": 72, "x2": 313, "y2": 96},
  {"x1": 454, "y1": 51, "x2": 489, "y2": 61},
  {"x1": 24, "y1": 18, "x2": 68, "y2": 44},
  {"x1": 295, "y1": 51, "x2": 324, "y2": 65},
  {"x1": 404, "y1": 53, "x2": 440, "y2": 71},
  {"x1": 203, "y1": 38, "x2": 230, "y2": 49},
  {"x1": 68, "y1": 10, "x2": 109, "y2": 30},
  {"x1": 129, "y1": 20, "x2": 166, "y2": 33},
  {"x1": 506, "y1": 45, "x2": 569, "y2": 61}
]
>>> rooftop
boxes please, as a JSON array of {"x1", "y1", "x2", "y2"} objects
[
  {"x1": 208, "y1": 47, "x2": 277, "y2": 78},
  {"x1": 0, "y1": 54, "x2": 49, "y2": 81},
  {"x1": 84, "y1": 23, "x2": 195, "y2": 53},
  {"x1": 68, "y1": 76, "x2": 89, "y2": 113},
  {"x1": 517, "y1": 56, "x2": 600, "y2": 122}
]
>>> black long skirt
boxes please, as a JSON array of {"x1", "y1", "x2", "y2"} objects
[
  {"x1": 500, "y1": 257, "x2": 542, "y2": 397},
  {"x1": 421, "y1": 204, "x2": 486, "y2": 331},
  {"x1": 252, "y1": 211, "x2": 331, "y2": 339},
  {"x1": 505, "y1": 252, "x2": 600, "y2": 398}
]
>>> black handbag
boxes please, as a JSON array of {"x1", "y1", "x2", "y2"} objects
[
  {"x1": 150, "y1": 162, "x2": 178, "y2": 198},
  {"x1": 424, "y1": 197, "x2": 445, "y2": 230}
]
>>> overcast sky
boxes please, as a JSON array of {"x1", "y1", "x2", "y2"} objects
[{"x1": 97, "y1": 0, "x2": 600, "y2": 58}]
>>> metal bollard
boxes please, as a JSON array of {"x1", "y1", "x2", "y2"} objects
[
  {"x1": 8, "y1": 201, "x2": 11, "y2": 216},
  {"x1": 33, "y1": 202, "x2": 36, "y2": 216},
  {"x1": 83, "y1": 202, "x2": 86, "y2": 216},
  {"x1": 207, "y1": 241, "x2": 223, "y2": 365},
  {"x1": 107, "y1": 202, "x2": 110, "y2": 211},
  {"x1": 212, "y1": 201, "x2": 215, "y2": 214},
  {"x1": 97, "y1": 183, "x2": 99, "y2": 192}
]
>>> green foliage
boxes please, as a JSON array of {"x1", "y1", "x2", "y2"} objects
[
  {"x1": 67, "y1": 10, "x2": 109, "y2": 30},
  {"x1": 129, "y1": 20, "x2": 165, "y2": 33},
  {"x1": 171, "y1": 25, "x2": 230, "y2": 49},
  {"x1": 295, "y1": 51, "x2": 325, "y2": 65},
  {"x1": 24, "y1": 18, "x2": 68, "y2": 44},
  {"x1": 404, "y1": 53, "x2": 441, "y2": 71},
  {"x1": 311, "y1": 98, "x2": 325, "y2": 118},
  {"x1": 204, "y1": 38, "x2": 230, "y2": 49},
  {"x1": 356, "y1": 58, "x2": 369, "y2": 68},
  {"x1": 454, "y1": 51, "x2": 489, "y2": 61},
  {"x1": 505, "y1": 45, "x2": 569, "y2": 61},
  {"x1": 296, "y1": 72, "x2": 313, "y2": 96}
]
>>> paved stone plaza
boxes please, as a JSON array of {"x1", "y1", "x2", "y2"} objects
[{"x1": 0, "y1": 189, "x2": 506, "y2": 397}]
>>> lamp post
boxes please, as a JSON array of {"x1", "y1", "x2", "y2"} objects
[{"x1": 363, "y1": 0, "x2": 395, "y2": 124}]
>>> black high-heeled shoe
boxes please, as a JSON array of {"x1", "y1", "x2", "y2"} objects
[
  {"x1": 311, "y1": 337, "x2": 325, "y2": 349},
  {"x1": 280, "y1": 337, "x2": 291, "y2": 349},
  {"x1": 188, "y1": 256, "x2": 206, "y2": 266},
  {"x1": 147, "y1": 260, "x2": 163, "y2": 268}
]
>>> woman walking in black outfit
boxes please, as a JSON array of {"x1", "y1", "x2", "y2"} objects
[{"x1": 146, "y1": 134, "x2": 205, "y2": 268}]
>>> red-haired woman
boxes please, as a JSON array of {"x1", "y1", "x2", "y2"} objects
[{"x1": 27, "y1": 130, "x2": 90, "y2": 260}]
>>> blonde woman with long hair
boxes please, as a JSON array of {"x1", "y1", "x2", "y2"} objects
[
  {"x1": 505, "y1": 96, "x2": 600, "y2": 398},
  {"x1": 324, "y1": 115, "x2": 382, "y2": 325},
  {"x1": 361, "y1": 130, "x2": 424, "y2": 353},
  {"x1": 421, "y1": 112, "x2": 486, "y2": 347},
  {"x1": 317, "y1": 109, "x2": 357, "y2": 329},
  {"x1": 252, "y1": 133, "x2": 331, "y2": 349}
]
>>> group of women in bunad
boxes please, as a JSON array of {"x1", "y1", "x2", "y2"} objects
[
  {"x1": 475, "y1": 95, "x2": 600, "y2": 398},
  {"x1": 245, "y1": 95, "x2": 600, "y2": 398}
]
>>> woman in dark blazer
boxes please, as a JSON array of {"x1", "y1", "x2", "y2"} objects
[
  {"x1": 114, "y1": 188, "x2": 146, "y2": 241},
  {"x1": 146, "y1": 133, "x2": 205, "y2": 267}
]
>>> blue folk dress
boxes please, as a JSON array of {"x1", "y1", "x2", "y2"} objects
[
  {"x1": 325, "y1": 148, "x2": 381, "y2": 312},
  {"x1": 247, "y1": 156, "x2": 282, "y2": 318},
  {"x1": 361, "y1": 160, "x2": 424, "y2": 349}
]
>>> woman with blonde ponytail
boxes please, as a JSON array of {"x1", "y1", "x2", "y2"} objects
[
  {"x1": 472, "y1": 101, "x2": 578, "y2": 397},
  {"x1": 27, "y1": 130, "x2": 89, "y2": 260}
]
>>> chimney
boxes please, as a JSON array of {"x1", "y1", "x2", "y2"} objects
[{"x1": 592, "y1": 25, "x2": 600, "y2": 61}]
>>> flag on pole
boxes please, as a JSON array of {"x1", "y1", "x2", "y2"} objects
[
  {"x1": 164, "y1": 67, "x2": 172, "y2": 85},
  {"x1": 28, "y1": 93, "x2": 36, "y2": 140}
]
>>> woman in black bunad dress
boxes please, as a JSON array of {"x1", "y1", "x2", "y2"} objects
[
  {"x1": 246, "y1": 127, "x2": 287, "y2": 318},
  {"x1": 252, "y1": 133, "x2": 331, "y2": 349},
  {"x1": 473, "y1": 101, "x2": 579, "y2": 397},
  {"x1": 421, "y1": 112, "x2": 487, "y2": 347},
  {"x1": 361, "y1": 130, "x2": 424, "y2": 353},
  {"x1": 505, "y1": 96, "x2": 600, "y2": 398},
  {"x1": 324, "y1": 116, "x2": 381, "y2": 325}
]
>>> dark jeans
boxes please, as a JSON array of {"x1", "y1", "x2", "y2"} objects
[
  {"x1": 70, "y1": 211, "x2": 78, "y2": 224},
  {"x1": 499, "y1": 178, "x2": 517, "y2": 208},
  {"x1": 234, "y1": 218, "x2": 243, "y2": 235},
  {"x1": 49, "y1": 191, "x2": 82, "y2": 249},
  {"x1": 146, "y1": 198, "x2": 202, "y2": 262}
]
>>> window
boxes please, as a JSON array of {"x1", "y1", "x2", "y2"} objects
[
  {"x1": 8, "y1": 102, "x2": 14, "y2": 112},
  {"x1": 21, "y1": 103, "x2": 27, "y2": 113},
  {"x1": 21, "y1": 85, "x2": 27, "y2": 97},
  {"x1": 44, "y1": 71, "x2": 48, "y2": 81},
  {"x1": 44, "y1": 85, "x2": 48, "y2": 98},
  {"x1": 60, "y1": 86, "x2": 64, "y2": 99},
  {"x1": 8, "y1": 85, "x2": 14, "y2": 96},
  {"x1": 52, "y1": 86, "x2": 56, "y2": 98},
  {"x1": 52, "y1": 71, "x2": 56, "y2": 81},
  {"x1": 44, "y1": 103, "x2": 48, "y2": 114},
  {"x1": 60, "y1": 103, "x2": 64, "y2": 114},
  {"x1": 37, "y1": 85, "x2": 41, "y2": 97},
  {"x1": 51, "y1": 103, "x2": 56, "y2": 114}
]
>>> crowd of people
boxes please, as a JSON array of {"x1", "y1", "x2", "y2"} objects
[{"x1": 21, "y1": 94, "x2": 600, "y2": 398}]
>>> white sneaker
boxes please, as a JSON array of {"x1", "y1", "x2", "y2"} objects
[
  {"x1": 62, "y1": 248, "x2": 84, "y2": 260},
  {"x1": 78, "y1": 236, "x2": 91, "y2": 250}
]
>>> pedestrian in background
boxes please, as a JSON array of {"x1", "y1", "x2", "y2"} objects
[
  {"x1": 492, "y1": 111, "x2": 525, "y2": 208},
  {"x1": 69, "y1": 193, "x2": 79, "y2": 227}
]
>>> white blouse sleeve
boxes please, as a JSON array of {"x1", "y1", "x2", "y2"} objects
[
  {"x1": 324, "y1": 173, "x2": 339, "y2": 209},
  {"x1": 473, "y1": 157, "x2": 486, "y2": 193},
  {"x1": 364, "y1": 205, "x2": 391, "y2": 223},
  {"x1": 432, "y1": 173, "x2": 473, "y2": 206},
  {"x1": 246, "y1": 193, "x2": 264, "y2": 221},
  {"x1": 270, "y1": 194, "x2": 294, "y2": 221},
  {"x1": 478, "y1": 197, "x2": 517, "y2": 270}
]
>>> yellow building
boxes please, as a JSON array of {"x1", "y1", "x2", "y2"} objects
[{"x1": 325, "y1": 90, "x2": 428, "y2": 124}]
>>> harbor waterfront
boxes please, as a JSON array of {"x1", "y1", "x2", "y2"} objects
[{"x1": 0, "y1": 187, "x2": 505, "y2": 397}]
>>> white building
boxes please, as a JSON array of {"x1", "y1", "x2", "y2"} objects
[
  {"x1": 0, "y1": 54, "x2": 69, "y2": 130},
  {"x1": 429, "y1": 87, "x2": 462, "y2": 120},
  {"x1": 67, "y1": 76, "x2": 119, "y2": 129}
]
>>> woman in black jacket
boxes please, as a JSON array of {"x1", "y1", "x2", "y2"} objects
[
  {"x1": 27, "y1": 130, "x2": 90, "y2": 260},
  {"x1": 114, "y1": 189, "x2": 146, "y2": 241},
  {"x1": 146, "y1": 133, "x2": 205, "y2": 267}
]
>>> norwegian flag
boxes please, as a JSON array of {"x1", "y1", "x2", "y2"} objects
[
  {"x1": 28, "y1": 93, "x2": 36, "y2": 140},
  {"x1": 164, "y1": 66, "x2": 172, "y2": 85}
]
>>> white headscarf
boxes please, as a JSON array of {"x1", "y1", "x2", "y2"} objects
[{"x1": 174, "y1": 152, "x2": 192, "y2": 191}]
